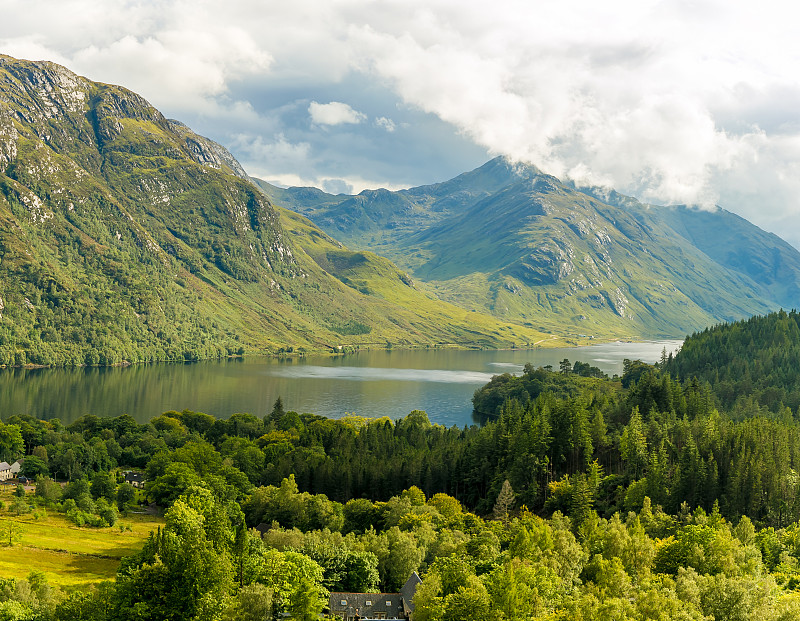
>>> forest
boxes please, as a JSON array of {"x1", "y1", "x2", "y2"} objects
[{"x1": 3, "y1": 310, "x2": 800, "y2": 619}]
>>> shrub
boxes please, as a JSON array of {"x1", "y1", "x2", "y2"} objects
[
  {"x1": 116, "y1": 482, "x2": 137, "y2": 512},
  {"x1": 96, "y1": 498, "x2": 119, "y2": 527},
  {"x1": 75, "y1": 494, "x2": 95, "y2": 514},
  {"x1": 61, "y1": 498, "x2": 77, "y2": 513},
  {"x1": 35, "y1": 477, "x2": 63, "y2": 504},
  {"x1": 66, "y1": 507, "x2": 86, "y2": 527}
]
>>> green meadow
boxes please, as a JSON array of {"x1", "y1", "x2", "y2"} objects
[{"x1": 0, "y1": 487, "x2": 163, "y2": 588}]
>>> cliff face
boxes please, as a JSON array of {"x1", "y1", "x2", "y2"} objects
[
  {"x1": 0, "y1": 58, "x2": 247, "y2": 175},
  {"x1": 0, "y1": 56, "x2": 547, "y2": 365}
]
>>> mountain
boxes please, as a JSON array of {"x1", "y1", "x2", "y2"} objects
[
  {"x1": 0, "y1": 56, "x2": 550, "y2": 366},
  {"x1": 255, "y1": 158, "x2": 800, "y2": 339}
]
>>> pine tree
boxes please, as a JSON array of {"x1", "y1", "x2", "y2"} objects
[
  {"x1": 493, "y1": 479, "x2": 516, "y2": 521},
  {"x1": 620, "y1": 407, "x2": 648, "y2": 479},
  {"x1": 266, "y1": 396, "x2": 286, "y2": 424}
]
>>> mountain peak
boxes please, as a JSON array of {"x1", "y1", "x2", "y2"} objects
[
  {"x1": 481, "y1": 155, "x2": 542, "y2": 178},
  {"x1": 259, "y1": 155, "x2": 800, "y2": 340}
]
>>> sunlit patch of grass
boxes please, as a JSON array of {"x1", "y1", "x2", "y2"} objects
[
  {"x1": 0, "y1": 491, "x2": 162, "y2": 587},
  {"x1": 0, "y1": 545, "x2": 120, "y2": 588}
]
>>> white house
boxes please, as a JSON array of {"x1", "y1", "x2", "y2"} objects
[{"x1": 0, "y1": 461, "x2": 12, "y2": 481}]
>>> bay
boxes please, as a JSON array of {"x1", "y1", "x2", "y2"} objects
[{"x1": 0, "y1": 340, "x2": 681, "y2": 427}]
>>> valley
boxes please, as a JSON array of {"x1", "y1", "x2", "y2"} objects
[
  {"x1": 1, "y1": 55, "x2": 799, "y2": 369},
  {"x1": 2, "y1": 2, "x2": 800, "y2": 618}
]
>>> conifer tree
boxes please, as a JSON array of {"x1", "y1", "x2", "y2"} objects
[
  {"x1": 266, "y1": 397, "x2": 286, "y2": 424},
  {"x1": 493, "y1": 479, "x2": 516, "y2": 521}
]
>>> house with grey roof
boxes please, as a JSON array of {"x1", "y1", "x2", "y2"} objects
[
  {"x1": 328, "y1": 572, "x2": 421, "y2": 620},
  {"x1": 123, "y1": 471, "x2": 145, "y2": 488},
  {"x1": 0, "y1": 461, "x2": 12, "y2": 482}
]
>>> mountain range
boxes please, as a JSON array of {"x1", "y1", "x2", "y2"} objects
[
  {"x1": 1, "y1": 53, "x2": 798, "y2": 367},
  {"x1": 0, "y1": 55, "x2": 548, "y2": 366},
  {"x1": 256, "y1": 158, "x2": 800, "y2": 339}
]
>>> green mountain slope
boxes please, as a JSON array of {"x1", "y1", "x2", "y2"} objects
[
  {"x1": 0, "y1": 56, "x2": 550, "y2": 365},
  {"x1": 256, "y1": 158, "x2": 800, "y2": 339},
  {"x1": 656, "y1": 205, "x2": 800, "y2": 307}
]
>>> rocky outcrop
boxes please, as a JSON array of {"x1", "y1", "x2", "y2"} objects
[
  {"x1": 168, "y1": 120, "x2": 249, "y2": 179},
  {"x1": 0, "y1": 106, "x2": 18, "y2": 167},
  {"x1": 510, "y1": 244, "x2": 575, "y2": 286}
]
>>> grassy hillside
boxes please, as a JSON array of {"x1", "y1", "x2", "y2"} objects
[{"x1": 280, "y1": 208, "x2": 559, "y2": 348}]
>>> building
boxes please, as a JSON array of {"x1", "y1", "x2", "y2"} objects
[
  {"x1": 0, "y1": 461, "x2": 11, "y2": 481},
  {"x1": 328, "y1": 572, "x2": 421, "y2": 621},
  {"x1": 10, "y1": 459, "x2": 22, "y2": 475},
  {"x1": 123, "y1": 471, "x2": 145, "y2": 488}
]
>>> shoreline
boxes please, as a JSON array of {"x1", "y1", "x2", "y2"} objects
[{"x1": 0, "y1": 334, "x2": 683, "y2": 372}]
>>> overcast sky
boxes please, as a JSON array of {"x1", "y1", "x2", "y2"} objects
[{"x1": 3, "y1": 0, "x2": 800, "y2": 247}]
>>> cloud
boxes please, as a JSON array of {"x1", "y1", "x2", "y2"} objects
[
  {"x1": 2, "y1": 0, "x2": 800, "y2": 246},
  {"x1": 308, "y1": 101, "x2": 367, "y2": 126},
  {"x1": 375, "y1": 116, "x2": 396, "y2": 132},
  {"x1": 229, "y1": 130, "x2": 412, "y2": 194},
  {"x1": 1, "y1": 1, "x2": 271, "y2": 117},
  {"x1": 321, "y1": 178, "x2": 354, "y2": 194},
  {"x1": 305, "y1": 0, "x2": 797, "y2": 242},
  {"x1": 229, "y1": 133, "x2": 312, "y2": 174}
]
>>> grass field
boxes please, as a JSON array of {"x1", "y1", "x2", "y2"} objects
[{"x1": 0, "y1": 487, "x2": 163, "y2": 588}]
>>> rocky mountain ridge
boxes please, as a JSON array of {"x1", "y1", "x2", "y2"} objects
[{"x1": 256, "y1": 158, "x2": 800, "y2": 339}]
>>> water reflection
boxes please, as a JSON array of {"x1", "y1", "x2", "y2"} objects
[
  {"x1": 269, "y1": 365, "x2": 496, "y2": 384},
  {"x1": 0, "y1": 340, "x2": 681, "y2": 428}
]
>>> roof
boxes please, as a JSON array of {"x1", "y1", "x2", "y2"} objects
[
  {"x1": 329, "y1": 572, "x2": 422, "y2": 619},
  {"x1": 400, "y1": 572, "x2": 422, "y2": 613},
  {"x1": 329, "y1": 592, "x2": 404, "y2": 596},
  {"x1": 0, "y1": 462, "x2": 10, "y2": 471},
  {"x1": 328, "y1": 593, "x2": 405, "y2": 619}
]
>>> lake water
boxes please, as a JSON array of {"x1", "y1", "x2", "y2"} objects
[{"x1": 0, "y1": 340, "x2": 682, "y2": 428}]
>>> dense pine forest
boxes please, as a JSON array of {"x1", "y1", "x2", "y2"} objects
[{"x1": 4, "y1": 310, "x2": 800, "y2": 618}]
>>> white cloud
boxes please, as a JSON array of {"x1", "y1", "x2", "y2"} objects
[
  {"x1": 1, "y1": 1, "x2": 271, "y2": 117},
  {"x1": 308, "y1": 101, "x2": 366, "y2": 126},
  {"x1": 2, "y1": 0, "x2": 800, "y2": 245},
  {"x1": 0, "y1": 36, "x2": 70, "y2": 67},
  {"x1": 229, "y1": 133, "x2": 312, "y2": 173},
  {"x1": 375, "y1": 116, "x2": 396, "y2": 132},
  {"x1": 229, "y1": 133, "x2": 407, "y2": 193},
  {"x1": 255, "y1": 171, "x2": 407, "y2": 195}
]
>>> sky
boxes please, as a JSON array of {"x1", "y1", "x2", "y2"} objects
[{"x1": 2, "y1": 0, "x2": 800, "y2": 247}]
